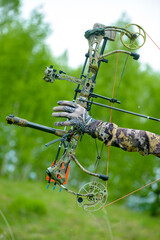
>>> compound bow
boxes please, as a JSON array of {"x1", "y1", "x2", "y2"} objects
[{"x1": 7, "y1": 22, "x2": 156, "y2": 212}]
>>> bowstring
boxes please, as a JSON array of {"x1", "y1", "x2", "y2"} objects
[
  {"x1": 106, "y1": 37, "x2": 121, "y2": 187},
  {"x1": 102, "y1": 177, "x2": 160, "y2": 208},
  {"x1": 105, "y1": 32, "x2": 160, "y2": 207},
  {"x1": 114, "y1": 54, "x2": 129, "y2": 100},
  {"x1": 145, "y1": 31, "x2": 160, "y2": 50},
  {"x1": 106, "y1": 53, "x2": 129, "y2": 182}
]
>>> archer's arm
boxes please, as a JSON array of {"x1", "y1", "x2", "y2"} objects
[
  {"x1": 52, "y1": 101, "x2": 160, "y2": 158},
  {"x1": 87, "y1": 120, "x2": 160, "y2": 158}
]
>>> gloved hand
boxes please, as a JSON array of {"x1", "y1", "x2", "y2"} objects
[{"x1": 52, "y1": 100, "x2": 95, "y2": 132}]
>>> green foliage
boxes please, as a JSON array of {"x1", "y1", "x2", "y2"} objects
[
  {"x1": 9, "y1": 196, "x2": 47, "y2": 217},
  {"x1": 0, "y1": 178, "x2": 160, "y2": 240},
  {"x1": 0, "y1": 3, "x2": 159, "y2": 214},
  {"x1": 0, "y1": 0, "x2": 21, "y2": 28}
]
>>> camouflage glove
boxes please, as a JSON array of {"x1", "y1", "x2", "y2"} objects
[{"x1": 52, "y1": 100, "x2": 95, "y2": 132}]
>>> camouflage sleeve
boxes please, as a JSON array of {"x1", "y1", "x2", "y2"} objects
[{"x1": 88, "y1": 120, "x2": 160, "y2": 158}]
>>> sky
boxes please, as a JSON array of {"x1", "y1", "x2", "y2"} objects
[{"x1": 21, "y1": 0, "x2": 160, "y2": 71}]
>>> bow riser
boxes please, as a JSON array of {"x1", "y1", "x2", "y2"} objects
[{"x1": 45, "y1": 26, "x2": 112, "y2": 195}]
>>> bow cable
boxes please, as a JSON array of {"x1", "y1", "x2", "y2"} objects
[
  {"x1": 145, "y1": 31, "x2": 160, "y2": 50},
  {"x1": 102, "y1": 177, "x2": 160, "y2": 208}
]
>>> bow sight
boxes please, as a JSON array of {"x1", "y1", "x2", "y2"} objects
[{"x1": 6, "y1": 23, "x2": 149, "y2": 212}]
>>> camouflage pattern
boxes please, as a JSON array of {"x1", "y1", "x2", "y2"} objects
[
  {"x1": 88, "y1": 120, "x2": 160, "y2": 158},
  {"x1": 52, "y1": 101, "x2": 160, "y2": 158},
  {"x1": 52, "y1": 100, "x2": 93, "y2": 130}
]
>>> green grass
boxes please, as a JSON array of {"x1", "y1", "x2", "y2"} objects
[{"x1": 0, "y1": 177, "x2": 160, "y2": 240}]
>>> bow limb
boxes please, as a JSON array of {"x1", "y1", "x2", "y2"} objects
[
  {"x1": 70, "y1": 154, "x2": 109, "y2": 181},
  {"x1": 99, "y1": 50, "x2": 140, "y2": 60}
]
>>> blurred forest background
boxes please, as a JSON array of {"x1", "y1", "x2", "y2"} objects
[{"x1": 0, "y1": 0, "x2": 160, "y2": 228}]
